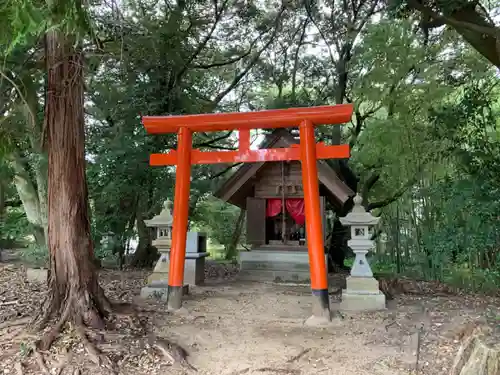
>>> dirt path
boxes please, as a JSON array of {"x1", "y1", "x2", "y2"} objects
[
  {"x1": 151, "y1": 281, "x2": 414, "y2": 375},
  {"x1": 1, "y1": 262, "x2": 499, "y2": 375}
]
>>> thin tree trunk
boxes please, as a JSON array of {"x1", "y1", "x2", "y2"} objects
[
  {"x1": 0, "y1": 179, "x2": 5, "y2": 253},
  {"x1": 119, "y1": 207, "x2": 137, "y2": 269},
  {"x1": 226, "y1": 208, "x2": 245, "y2": 260},
  {"x1": 395, "y1": 202, "x2": 401, "y2": 274},
  {"x1": 35, "y1": 157, "x2": 48, "y2": 245},
  {"x1": 0, "y1": 179, "x2": 5, "y2": 220},
  {"x1": 9, "y1": 151, "x2": 46, "y2": 246},
  {"x1": 130, "y1": 202, "x2": 157, "y2": 268},
  {"x1": 37, "y1": 29, "x2": 108, "y2": 347}
]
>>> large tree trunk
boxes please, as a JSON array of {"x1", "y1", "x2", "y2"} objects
[{"x1": 38, "y1": 29, "x2": 108, "y2": 346}]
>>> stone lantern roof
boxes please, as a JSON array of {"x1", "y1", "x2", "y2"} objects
[
  {"x1": 144, "y1": 199, "x2": 173, "y2": 228},
  {"x1": 339, "y1": 194, "x2": 380, "y2": 226}
]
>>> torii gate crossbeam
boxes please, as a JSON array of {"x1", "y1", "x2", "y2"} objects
[{"x1": 142, "y1": 104, "x2": 353, "y2": 322}]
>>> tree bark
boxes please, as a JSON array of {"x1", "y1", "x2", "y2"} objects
[
  {"x1": 225, "y1": 208, "x2": 245, "y2": 260},
  {"x1": 38, "y1": 29, "x2": 108, "y2": 345},
  {"x1": 410, "y1": 0, "x2": 500, "y2": 68}
]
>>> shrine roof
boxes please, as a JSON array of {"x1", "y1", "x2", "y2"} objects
[{"x1": 213, "y1": 129, "x2": 355, "y2": 210}]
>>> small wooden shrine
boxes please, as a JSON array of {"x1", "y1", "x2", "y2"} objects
[
  {"x1": 142, "y1": 103, "x2": 354, "y2": 322},
  {"x1": 214, "y1": 129, "x2": 355, "y2": 282}
]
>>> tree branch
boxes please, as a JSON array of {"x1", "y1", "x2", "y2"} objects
[
  {"x1": 407, "y1": 0, "x2": 500, "y2": 67},
  {"x1": 367, "y1": 177, "x2": 416, "y2": 210},
  {"x1": 5, "y1": 199, "x2": 22, "y2": 208},
  {"x1": 193, "y1": 52, "x2": 252, "y2": 69},
  {"x1": 362, "y1": 172, "x2": 380, "y2": 199},
  {"x1": 193, "y1": 33, "x2": 260, "y2": 69},
  {"x1": 193, "y1": 131, "x2": 233, "y2": 148},
  {"x1": 407, "y1": 0, "x2": 497, "y2": 37},
  {"x1": 304, "y1": 0, "x2": 337, "y2": 67},
  {"x1": 175, "y1": 0, "x2": 231, "y2": 82},
  {"x1": 209, "y1": 163, "x2": 243, "y2": 179},
  {"x1": 208, "y1": 4, "x2": 286, "y2": 108},
  {"x1": 291, "y1": 19, "x2": 309, "y2": 102}
]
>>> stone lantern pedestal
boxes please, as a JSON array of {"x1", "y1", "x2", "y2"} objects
[
  {"x1": 339, "y1": 194, "x2": 386, "y2": 311},
  {"x1": 140, "y1": 200, "x2": 188, "y2": 299}
]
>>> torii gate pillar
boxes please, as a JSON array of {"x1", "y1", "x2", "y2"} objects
[
  {"x1": 299, "y1": 120, "x2": 329, "y2": 321},
  {"x1": 142, "y1": 104, "x2": 354, "y2": 321},
  {"x1": 167, "y1": 127, "x2": 192, "y2": 309}
]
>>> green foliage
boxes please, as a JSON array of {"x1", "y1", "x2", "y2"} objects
[
  {"x1": 19, "y1": 243, "x2": 48, "y2": 266},
  {"x1": 19, "y1": 341, "x2": 30, "y2": 357},
  {"x1": 1, "y1": 0, "x2": 498, "y2": 300},
  {"x1": 191, "y1": 197, "x2": 242, "y2": 257},
  {"x1": 93, "y1": 240, "x2": 114, "y2": 260},
  {"x1": 0, "y1": 208, "x2": 30, "y2": 246},
  {"x1": 1, "y1": 0, "x2": 96, "y2": 54},
  {"x1": 373, "y1": 78, "x2": 500, "y2": 293},
  {"x1": 1, "y1": 0, "x2": 47, "y2": 52}
]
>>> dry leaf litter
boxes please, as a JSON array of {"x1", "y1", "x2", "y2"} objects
[{"x1": 0, "y1": 260, "x2": 499, "y2": 375}]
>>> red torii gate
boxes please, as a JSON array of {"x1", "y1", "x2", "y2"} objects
[{"x1": 142, "y1": 104, "x2": 353, "y2": 321}]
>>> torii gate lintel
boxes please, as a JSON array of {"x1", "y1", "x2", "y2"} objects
[{"x1": 142, "y1": 104, "x2": 354, "y2": 321}]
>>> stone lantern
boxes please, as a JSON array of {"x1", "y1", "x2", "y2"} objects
[
  {"x1": 339, "y1": 194, "x2": 386, "y2": 311},
  {"x1": 140, "y1": 199, "x2": 209, "y2": 300},
  {"x1": 143, "y1": 200, "x2": 173, "y2": 285}
]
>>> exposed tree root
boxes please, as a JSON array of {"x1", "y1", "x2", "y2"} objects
[
  {"x1": 33, "y1": 346, "x2": 50, "y2": 374},
  {"x1": 0, "y1": 348, "x2": 19, "y2": 361},
  {"x1": 255, "y1": 368, "x2": 300, "y2": 374},
  {"x1": 28, "y1": 288, "x2": 116, "y2": 374},
  {"x1": 37, "y1": 297, "x2": 73, "y2": 350},
  {"x1": 16, "y1": 286, "x2": 198, "y2": 374},
  {"x1": 286, "y1": 348, "x2": 311, "y2": 363},
  {"x1": 231, "y1": 369, "x2": 250, "y2": 375},
  {"x1": 148, "y1": 334, "x2": 198, "y2": 371},
  {"x1": 75, "y1": 325, "x2": 118, "y2": 374},
  {"x1": 14, "y1": 362, "x2": 23, "y2": 375},
  {"x1": 0, "y1": 325, "x2": 38, "y2": 349},
  {"x1": 0, "y1": 327, "x2": 25, "y2": 343},
  {"x1": 0, "y1": 317, "x2": 31, "y2": 330},
  {"x1": 53, "y1": 348, "x2": 72, "y2": 375}
]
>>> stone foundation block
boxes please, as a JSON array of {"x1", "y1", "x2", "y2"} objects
[
  {"x1": 340, "y1": 290, "x2": 386, "y2": 311},
  {"x1": 26, "y1": 268, "x2": 48, "y2": 283},
  {"x1": 147, "y1": 252, "x2": 208, "y2": 286},
  {"x1": 238, "y1": 251, "x2": 328, "y2": 283},
  {"x1": 345, "y1": 276, "x2": 380, "y2": 292},
  {"x1": 140, "y1": 284, "x2": 189, "y2": 300},
  {"x1": 148, "y1": 272, "x2": 169, "y2": 284}
]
